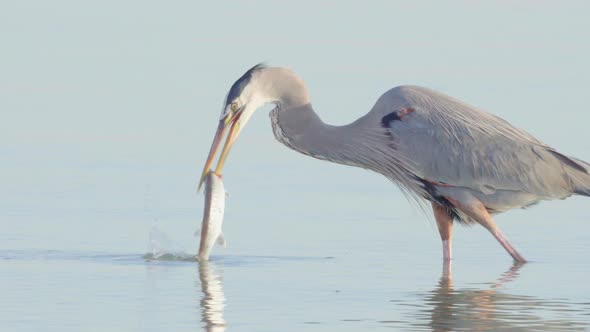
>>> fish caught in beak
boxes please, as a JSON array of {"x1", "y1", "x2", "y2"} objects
[
  {"x1": 198, "y1": 63, "x2": 274, "y2": 191},
  {"x1": 198, "y1": 110, "x2": 242, "y2": 191}
]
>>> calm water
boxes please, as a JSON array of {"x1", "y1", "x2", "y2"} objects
[
  {"x1": 3, "y1": 1, "x2": 590, "y2": 331},
  {"x1": 2, "y1": 194, "x2": 589, "y2": 332}
]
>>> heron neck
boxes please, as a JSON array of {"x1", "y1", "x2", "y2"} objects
[{"x1": 270, "y1": 104, "x2": 371, "y2": 167}]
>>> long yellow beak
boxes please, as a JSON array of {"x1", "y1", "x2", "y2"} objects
[{"x1": 197, "y1": 112, "x2": 242, "y2": 191}]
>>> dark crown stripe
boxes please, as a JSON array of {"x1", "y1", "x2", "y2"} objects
[{"x1": 226, "y1": 63, "x2": 267, "y2": 105}]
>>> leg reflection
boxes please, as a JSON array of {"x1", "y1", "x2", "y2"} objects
[
  {"x1": 492, "y1": 262, "x2": 524, "y2": 289},
  {"x1": 429, "y1": 261, "x2": 526, "y2": 332}
]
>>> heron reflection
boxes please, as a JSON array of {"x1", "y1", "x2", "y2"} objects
[
  {"x1": 198, "y1": 261, "x2": 226, "y2": 332},
  {"x1": 400, "y1": 262, "x2": 590, "y2": 331}
]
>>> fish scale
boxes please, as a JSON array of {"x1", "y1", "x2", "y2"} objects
[{"x1": 197, "y1": 171, "x2": 226, "y2": 261}]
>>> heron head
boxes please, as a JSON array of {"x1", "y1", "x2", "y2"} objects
[{"x1": 199, "y1": 64, "x2": 308, "y2": 190}]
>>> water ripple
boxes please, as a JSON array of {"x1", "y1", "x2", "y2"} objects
[{"x1": 384, "y1": 262, "x2": 590, "y2": 331}]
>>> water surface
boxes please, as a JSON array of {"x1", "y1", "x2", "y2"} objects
[
  {"x1": 1, "y1": 217, "x2": 589, "y2": 332},
  {"x1": 2, "y1": 1, "x2": 590, "y2": 331}
]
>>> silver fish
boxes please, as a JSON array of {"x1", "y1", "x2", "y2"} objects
[{"x1": 197, "y1": 171, "x2": 226, "y2": 261}]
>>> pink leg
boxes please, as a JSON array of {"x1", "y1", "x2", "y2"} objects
[
  {"x1": 489, "y1": 228, "x2": 527, "y2": 263},
  {"x1": 446, "y1": 197, "x2": 527, "y2": 264},
  {"x1": 442, "y1": 259, "x2": 452, "y2": 280},
  {"x1": 432, "y1": 203, "x2": 454, "y2": 261}
]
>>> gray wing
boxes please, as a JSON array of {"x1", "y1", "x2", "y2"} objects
[{"x1": 382, "y1": 86, "x2": 579, "y2": 199}]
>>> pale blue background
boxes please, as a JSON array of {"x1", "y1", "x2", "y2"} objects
[
  {"x1": 1, "y1": 1, "x2": 589, "y2": 331},
  {"x1": 2, "y1": 0, "x2": 589, "y2": 251}
]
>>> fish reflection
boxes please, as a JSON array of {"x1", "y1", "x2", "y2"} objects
[
  {"x1": 401, "y1": 261, "x2": 590, "y2": 331},
  {"x1": 198, "y1": 262, "x2": 226, "y2": 332}
]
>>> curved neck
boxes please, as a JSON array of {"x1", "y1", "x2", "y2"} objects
[
  {"x1": 270, "y1": 104, "x2": 378, "y2": 167},
  {"x1": 255, "y1": 67, "x2": 310, "y2": 109},
  {"x1": 268, "y1": 98, "x2": 426, "y2": 203}
]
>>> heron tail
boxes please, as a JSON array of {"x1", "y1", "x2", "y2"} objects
[
  {"x1": 566, "y1": 156, "x2": 590, "y2": 197},
  {"x1": 574, "y1": 182, "x2": 590, "y2": 197},
  {"x1": 546, "y1": 150, "x2": 590, "y2": 196}
]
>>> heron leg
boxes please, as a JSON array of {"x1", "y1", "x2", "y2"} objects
[
  {"x1": 446, "y1": 197, "x2": 527, "y2": 264},
  {"x1": 432, "y1": 202, "x2": 454, "y2": 261}
]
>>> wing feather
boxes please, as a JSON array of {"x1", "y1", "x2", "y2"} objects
[{"x1": 381, "y1": 86, "x2": 573, "y2": 198}]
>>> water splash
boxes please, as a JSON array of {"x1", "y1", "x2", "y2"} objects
[{"x1": 144, "y1": 226, "x2": 195, "y2": 261}]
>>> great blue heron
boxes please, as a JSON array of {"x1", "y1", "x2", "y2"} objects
[{"x1": 198, "y1": 64, "x2": 590, "y2": 263}]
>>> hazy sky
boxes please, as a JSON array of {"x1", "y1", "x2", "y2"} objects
[{"x1": 2, "y1": 1, "x2": 589, "y2": 252}]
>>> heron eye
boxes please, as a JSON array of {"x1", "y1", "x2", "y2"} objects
[{"x1": 230, "y1": 102, "x2": 239, "y2": 111}]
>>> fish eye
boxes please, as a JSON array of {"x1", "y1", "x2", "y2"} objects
[{"x1": 230, "y1": 101, "x2": 239, "y2": 111}]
